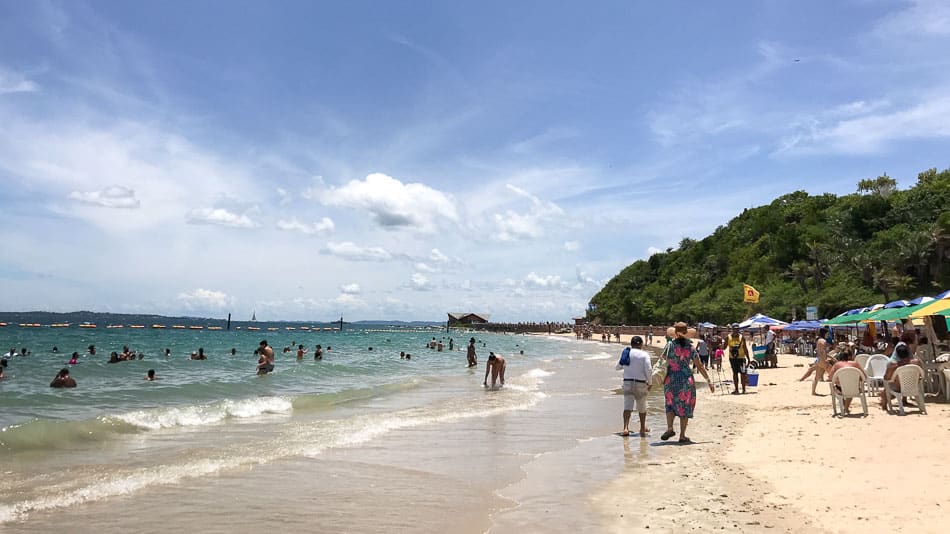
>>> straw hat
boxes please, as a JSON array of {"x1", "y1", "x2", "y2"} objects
[
  {"x1": 673, "y1": 321, "x2": 689, "y2": 337},
  {"x1": 666, "y1": 327, "x2": 676, "y2": 338}
]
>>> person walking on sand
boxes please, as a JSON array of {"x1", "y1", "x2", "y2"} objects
[
  {"x1": 483, "y1": 352, "x2": 506, "y2": 388},
  {"x1": 466, "y1": 338, "x2": 477, "y2": 367},
  {"x1": 726, "y1": 325, "x2": 750, "y2": 394},
  {"x1": 802, "y1": 327, "x2": 833, "y2": 395},
  {"x1": 616, "y1": 336, "x2": 652, "y2": 437},
  {"x1": 661, "y1": 322, "x2": 714, "y2": 443}
]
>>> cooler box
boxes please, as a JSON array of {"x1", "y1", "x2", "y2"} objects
[{"x1": 747, "y1": 370, "x2": 759, "y2": 387}]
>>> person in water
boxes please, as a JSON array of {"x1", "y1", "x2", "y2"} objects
[
  {"x1": 257, "y1": 340, "x2": 275, "y2": 374},
  {"x1": 50, "y1": 368, "x2": 77, "y2": 388},
  {"x1": 467, "y1": 338, "x2": 478, "y2": 367},
  {"x1": 296, "y1": 345, "x2": 307, "y2": 359},
  {"x1": 483, "y1": 352, "x2": 506, "y2": 388},
  {"x1": 145, "y1": 369, "x2": 159, "y2": 381},
  {"x1": 314, "y1": 345, "x2": 323, "y2": 360},
  {"x1": 68, "y1": 352, "x2": 79, "y2": 365}
]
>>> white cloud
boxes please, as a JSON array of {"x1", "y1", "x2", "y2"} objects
[
  {"x1": 647, "y1": 246, "x2": 664, "y2": 256},
  {"x1": 410, "y1": 272, "x2": 432, "y2": 290},
  {"x1": 564, "y1": 240, "x2": 580, "y2": 251},
  {"x1": 276, "y1": 187, "x2": 292, "y2": 205},
  {"x1": 334, "y1": 293, "x2": 364, "y2": 306},
  {"x1": 575, "y1": 267, "x2": 596, "y2": 285},
  {"x1": 430, "y1": 248, "x2": 449, "y2": 262},
  {"x1": 276, "y1": 217, "x2": 335, "y2": 235},
  {"x1": 780, "y1": 94, "x2": 950, "y2": 154},
  {"x1": 524, "y1": 272, "x2": 563, "y2": 289},
  {"x1": 490, "y1": 184, "x2": 565, "y2": 242},
  {"x1": 68, "y1": 185, "x2": 140, "y2": 209},
  {"x1": 875, "y1": 0, "x2": 950, "y2": 37},
  {"x1": 186, "y1": 207, "x2": 260, "y2": 228},
  {"x1": 0, "y1": 67, "x2": 38, "y2": 94},
  {"x1": 322, "y1": 241, "x2": 393, "y2": 262},
  {"x1": 177, "y1": 288, "x2": 232, "y2": 310},
  {"x1": 340, "y1": 283, "x2": 361, "y2": 295},
  {"x1": 319, "y1": 173, "x2": 458, "y2": 232},
  {"x1": 415, "y1": 262, "x2": 438, "y2": 273}
]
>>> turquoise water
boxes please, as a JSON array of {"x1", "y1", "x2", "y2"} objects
[{"x1": 0, "y1": 325, "x2": 623, "y2": 524}]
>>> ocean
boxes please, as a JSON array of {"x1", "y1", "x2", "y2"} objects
[{"x1": 0, "y1": 326, "x2": 631, "y2": 530}]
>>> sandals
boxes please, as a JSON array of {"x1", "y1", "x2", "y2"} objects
[
  {"x1": 678, "y1": 437, "x2": 693, "y2": 444},
  {"x1": 660, "y1": 429, "x2": 676, "y2": 441}
]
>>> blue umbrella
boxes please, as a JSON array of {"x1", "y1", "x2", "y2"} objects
[
  {"x1": 884, "y1": 299, "x2": 910, "y2": 309},
  {"x1": 935, "y1": 289, "x2": 950, "y2": 300},
  {"x1": 908, "y1": 296, "x2": 933, "y2": 305}
]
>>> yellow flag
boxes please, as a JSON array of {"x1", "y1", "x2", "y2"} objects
[{"x1": 743, "y1": 284, "x2": 760, "y2": 303}]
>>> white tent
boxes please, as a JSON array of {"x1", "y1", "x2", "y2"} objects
[{"x1": 737, "y1": 313, "x2": 788, "y2": 329}]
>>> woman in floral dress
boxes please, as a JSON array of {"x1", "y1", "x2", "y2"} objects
[{"x1": 661, "y1": 322, "x2": 715, "y2": 443}]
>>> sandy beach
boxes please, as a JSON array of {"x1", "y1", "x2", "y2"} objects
[{"x1": 588, "y1": 337, "x2": 950, "y2": 534}]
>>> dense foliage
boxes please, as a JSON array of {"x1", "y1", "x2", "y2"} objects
[{"x1": 588, "y1": 168, "x2": 950, "y2": 325}]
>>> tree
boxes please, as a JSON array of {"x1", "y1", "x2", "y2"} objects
[{"x1": 857, "y1": 173, "x2": 897, "y2": 198}]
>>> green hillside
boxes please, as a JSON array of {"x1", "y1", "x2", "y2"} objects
[{"x1": 588, "y1": 167, "x2": 950, "y2": 325}]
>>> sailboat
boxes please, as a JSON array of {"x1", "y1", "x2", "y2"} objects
[{"x1": 251, "y1": 311, "x2": 256, "y2": 321}]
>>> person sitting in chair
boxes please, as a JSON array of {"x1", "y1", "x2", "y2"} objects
[
  {"x1": 829, "y1": 347, "x2": 866, "y2": 414},
  {"x1": 879, "y1": 343, "x2": 921, "y2": 410}
]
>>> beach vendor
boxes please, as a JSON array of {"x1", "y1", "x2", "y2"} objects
[{"x1": 726, "y1": 324, "x2": 750, "y2": 395}]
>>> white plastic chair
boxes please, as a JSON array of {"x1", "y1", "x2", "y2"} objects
[
  {"x1": 942, "y1": 368, "x2": 950, "y2": 402},
  {"x1": 864, "y1": 355, "x2": 890, "y2": 395},
  {"x1": 854, "y1": 354, "x2": 871, "y2": 373},
  {"x1": 830, "y1": 366, "x2": 868, "y2": 416},
  {"x1": 884, "y1": 365, "x2": 927, "y2": 415}
]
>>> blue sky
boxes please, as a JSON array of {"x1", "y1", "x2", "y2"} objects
[{"x1": 1, "y1": 0, "x2": 949, "y2": 321}]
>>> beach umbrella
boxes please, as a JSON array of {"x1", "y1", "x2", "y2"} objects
[
  {"x1": 908, "y1": 296, "x2": 934, "y2": 305},
  {"x1": 737, "y1": 313, "x2": 788, "y2": 329},
  {"x1": 863, "y1": 301, "x2": 933, "y2": 321},
  {"x1": 907, "y1": 295, "x2": 950, "y2": 318},
  {"x1": 883, "y1": 299, "x2": 910, "y2": 309}
]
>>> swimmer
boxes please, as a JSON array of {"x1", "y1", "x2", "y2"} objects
[
  {"x1": 108, "y1": 352, "x2": 121, "y2": 364},
  {"x1": 53, "y1": 346, "x2": 59, "y2": 353},
  {"x1": 406, "y1": 354, "x2": 411, "y2": 360},
  {"x1": 88, "y1": 345, "x2": 96, "y2": 356},
  {"x1": 50, "y1": 368, "x2": 77, "y2": 388},
  {"x1": 257, "y1": 340, "x2": 275, "y2": 374},
  {"x1": 144, "y1": 369, "x2": 159, "y2": 381},
  {"x1": 68, "y1": 352, "x2": 79, "y2": 365},
  {"x1": 400, "y1": 351, "x2": 406, "y2": 359},
  {"x1": 230, "y1": 348, "x2": 237, "y2": 356},
  {"x1": 164, "y1": 348, "x2": 171, "y2": 357},
  {"x1": 448, "y1": 338, "x2": 454, "y2": 351},
  {"x1": 483, "y1": 352, "x2": 506, "y2": 388},
  {"x1": 466, "y1": 338, "x2": 477, "y2": 367},
  {"x1": 297, "y1": 344, "x2": 307, "y2": 359},
  {"x1": 314, "y1": 345, "x2": 323, "y2": 360}
]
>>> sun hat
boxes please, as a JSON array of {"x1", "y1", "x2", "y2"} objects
[{"x1": 673, "y1": 321, "x2": 688, "y2": 337}]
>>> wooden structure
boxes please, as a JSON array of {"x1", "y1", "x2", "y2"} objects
[{"x1": 447, "y1": 312, "x2": 490, "y2": 326}]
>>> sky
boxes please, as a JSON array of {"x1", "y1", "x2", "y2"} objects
[{"x1": 1, "y1": 0, "x2": 949, "y2": 322}]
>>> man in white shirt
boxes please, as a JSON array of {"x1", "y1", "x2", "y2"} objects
[
  {"x1": 616, "y1": 336, "x2": 653, "y2": 436},
  {"x1": 764, "y1": 326, "x2": 777, "y2": 368}
]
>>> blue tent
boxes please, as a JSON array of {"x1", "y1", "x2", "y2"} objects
[{"x1": 784, "y1": 320, "x2": 823, "y2": 331}]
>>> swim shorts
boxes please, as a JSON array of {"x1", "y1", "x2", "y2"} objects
[{"x1": 729, "y1": 357, "x2": 747, "y2": 374}]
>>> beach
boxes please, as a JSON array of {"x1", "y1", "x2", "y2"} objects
[{"x1": 3, "y1": 331, "x2": 948, "y2": 533}]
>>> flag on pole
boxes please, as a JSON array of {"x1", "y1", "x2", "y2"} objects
[{"x1": 743, "y1": 284, "x2": 760, "y2": 303}]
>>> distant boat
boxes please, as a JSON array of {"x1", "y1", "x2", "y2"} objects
[
  {"x1": 188, "y1": 326, "x2": 203, "y2": 330},
  {"x1": 172, "y1": 325, "x2": 186, "y2": 329},
  {"x1": 247, "y1": 326, "x2": 261, "y2": 331},
  {"x1": 251, "y1": 311, "x2": 257, "y2": 321},
  {"x1": 285, "y1": 327, "x2": 296, "y2": 331},
  {"x1": 0, "y1": 322, "x2": 7, "y2": 327},
  {"x1": 300, "y1": 326, "x2": 310, "y2": 331},
  {"x1": 79, "y1": 323, "x2": 97, "y2": 329},
  {"x1": 266, "y1": 327, "x2": 279, "y2": 332},
  {"x1": 129, "y1": 325, "x2": 145, "y2": 329},
  {"x1": 107, "y1": 325, "x2": 124, "y2": 329},
  {"x1": 207, "y1": 326, "x2": 223, "y2": 331},
  {"x1": 151, "y1": 324, "x2": 167, "y2": 329}
]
